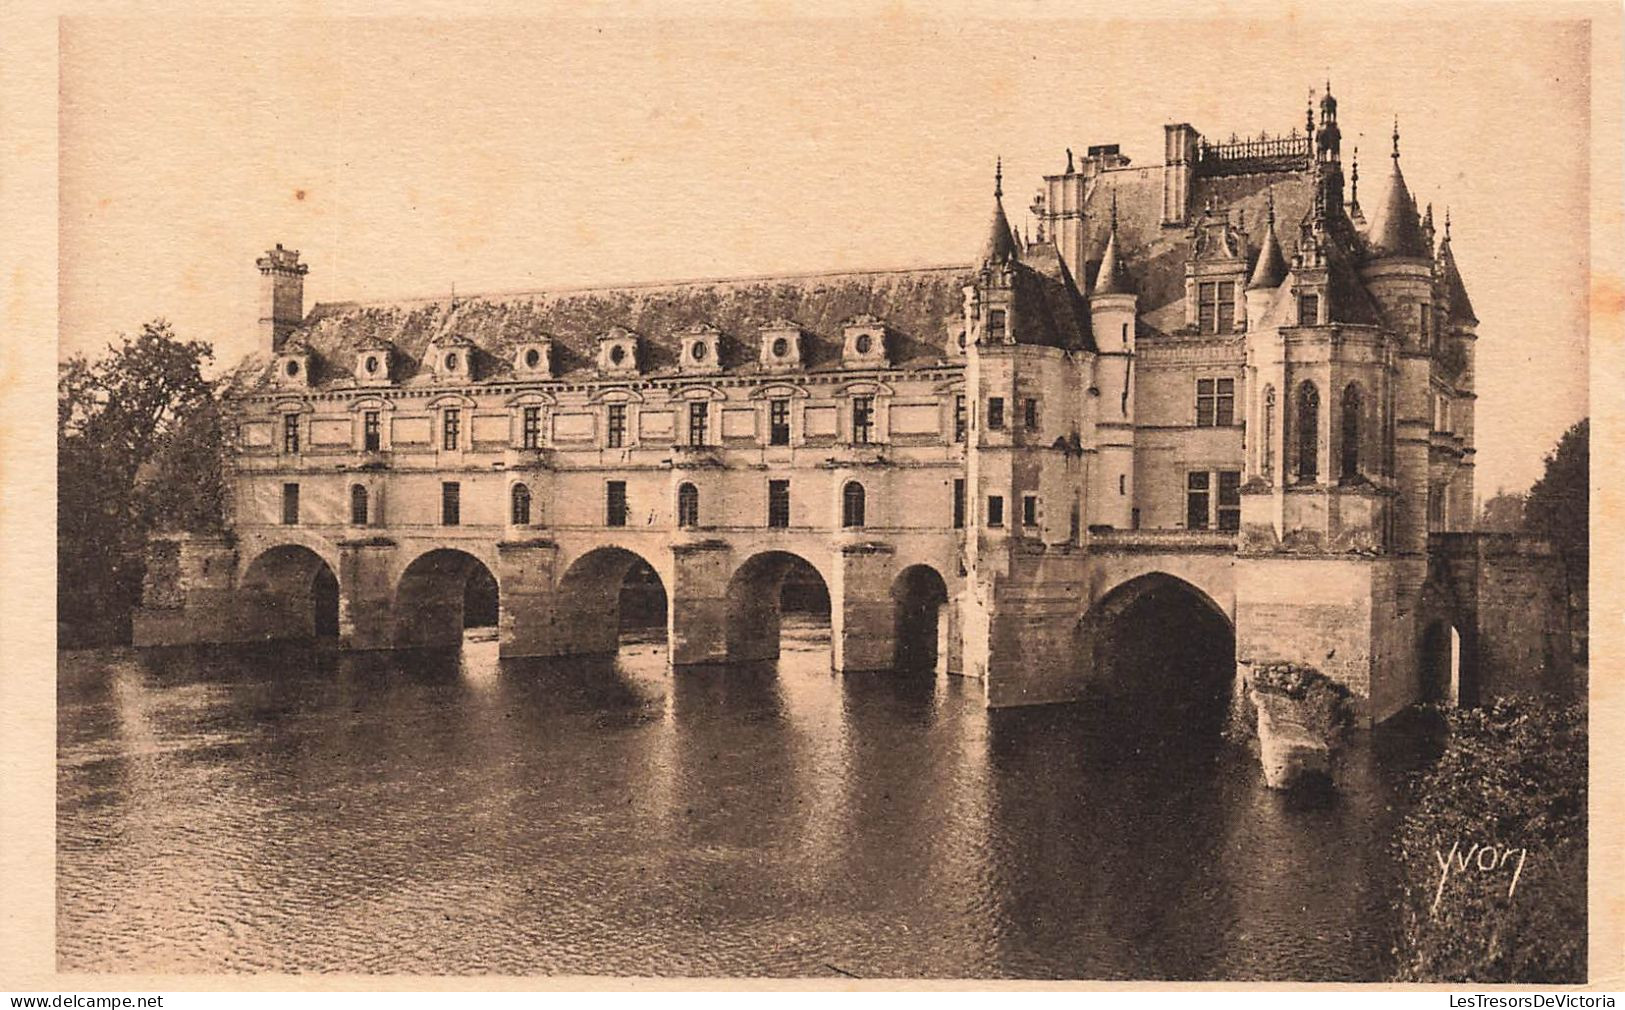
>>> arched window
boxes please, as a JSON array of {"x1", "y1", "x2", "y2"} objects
[
  {"x1": 1261, "y1": 385, "x2": 1276, "y2": 479},
  {"x1": 676, "y1": 482, "x2": 699, "y2": 528},
  {"x1": 1340, "y1": 383, "x2": 1362, "y2": 482},
  {"x1": 350, "y1": 484, "x2": 369, "y2": 526},
  {"x1": 842, "y1": 481, "x2": 866, "y2": 528},
  {"x1": 1296, "y1": 381, "x2": 1320, "y2": 483},
  {"x1": 511, "y1": 483, "x2": 532, "y2": 526}
]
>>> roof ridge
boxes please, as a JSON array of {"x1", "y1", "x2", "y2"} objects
[{"x1": 306, "y1": 262, "x2": 976, "y2": 315}]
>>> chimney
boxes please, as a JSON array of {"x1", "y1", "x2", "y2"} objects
[
  {"x1": 257, "y1": 244, "x2": 308, "y2": 353},
  {"x1": 1162, "y1": 123, "x2": 1200, "y2": 226}
]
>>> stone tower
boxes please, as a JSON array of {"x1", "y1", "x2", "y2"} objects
[{"x1": 257, "y1": 244, "x2": 309, "y2": 353}]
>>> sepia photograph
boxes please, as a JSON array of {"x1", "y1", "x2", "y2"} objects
[{"x1": 36, "y1": 7, "x2": 1606, "y2": 987}]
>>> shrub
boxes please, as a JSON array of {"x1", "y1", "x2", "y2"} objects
[
  {"x1": 1393, "y1": 698, "x2": 1587, "y2": 982},
  {"x1": 1248, "y1": 661, "x2": 1354, "y2": 742}
]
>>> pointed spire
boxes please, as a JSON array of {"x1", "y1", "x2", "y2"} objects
[
  {"x1": 1437, "y1": 208, "x2": 1478, "y2": 324},
  {"x1": 1368, "y1": 115, "x2": 1430, "y2": 258},
  {"x1": 1092, "y1": 191, "x2": 1132, "y2": 297},
  {"x1": 1249, "y1": 188, "x2": 1288, "y2": 290},
  {"x1": 982, "y1": 158, "x2": 1018, "y2": 266}
]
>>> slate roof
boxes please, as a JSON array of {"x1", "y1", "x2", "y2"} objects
[{"x1": 240, "y1": 266, "x2": 975, "y2": 393}]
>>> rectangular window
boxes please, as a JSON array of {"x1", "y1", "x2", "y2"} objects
[
  {"x1": 1298, "y1": 292, "x2": 1320, "y2": 326},
  {"x1": 767, "y1": 479, "x2": 791, "y2": 528},
  {"x1": 1023, "y1": 398, "x2": 1039, "y2": 431},
  {"x1": 1198, "y1": 282, "x2": 1236, "y2": 335},
  {"x1": 987, "y1": 397, "x2": 1005, "y2": 430},
  {"x1": 441, "y1": 481, "x2": 461, "y2": 526},
  {"x1": 283, "y1": 414, "x2": 300, "y2": 454},
  {"x1": 953, "y1": 478, "x2": 966, "y2": 529},
  {"x1": 688, "y1": 402, "x2": 708, "y2": 446},
  {"x1": 986, "y1": 495, "x2": 1004, "y2": 528},
  {"x1": 1186, "y1": 471, "x2": 1211, "y2": 530},
  {"x1": 987, "y1": 309, "x2": 1006, "y2": 342},
  {"x1": 281, "y1": 483, "x2": 299, "y2": 525},
  {"x1": 1196, "y1": 377, "x2": 1236, "y2": 427},
  {"x1": 953, "y1": 395, "x2": 966, "y2": 443},
  {"x1": 522, "y1": 406, "x2": 542, "y2": 449},
  {"x1": 363, "y1": 411, "x2": 381, "y2": 452},
  {"x1": 1418, "y1": 303, "x2": 1433, "y2": 347},
  {"x1": 1022, "y1": 494, "x2": 1039, "y2": 527},
  {"x1": 607, "y1": 404, "x2": 627, "y2": 448},
  {"x1": 606, "y1": 480, "x2": 628, "y2": 527},
  {"x1": 851, "y1": 396, "x2": 874, "y2": 444},
  {"x1": 442, "y1": 409, "x2": 461, "y2": 451},
  {"x1": 769, "y1": 399, "x2": 790, "y2": 446},
  {"x1": 1217, "y1": 470, "x2": 1242, "y2": 532}
]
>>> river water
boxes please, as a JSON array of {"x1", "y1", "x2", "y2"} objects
[{"x1": 57, "y1": 625, "x2": 1434, "y2": 979}]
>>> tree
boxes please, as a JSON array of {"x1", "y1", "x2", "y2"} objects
[
  {"x1": 1478, "y1": 490, "x2": 1525, "y2": 532},
  {"x1": 1522, "y1": 418, "x2": 1588, "y2": 663},
  {"x1": 58, "y1": 321, "x2": 223, "y2": 644},
  {"x1": 1523, "y1": 419, "x2": 1588, "y2": 565}
]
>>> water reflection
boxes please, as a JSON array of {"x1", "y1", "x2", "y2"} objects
[{"x1": 58, "y1": 630, "x2": 1426, "y2": 978}]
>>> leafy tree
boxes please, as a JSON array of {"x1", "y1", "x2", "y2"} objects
[
  {"x1": 1523, "y1": 418, "x2": 1588, "y2": 569},
  {"x1": 58, "y1": 320, "x2": 223, "y2": 644},
  {"x1": 1522, "y1": 419, "x2": 1588, "y2": 661},
  {"x1": 1478, "y1": 490, "x2": 1525, "y2": 532}
]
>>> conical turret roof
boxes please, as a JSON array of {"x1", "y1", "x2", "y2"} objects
[
  {"x1": 983, "y1": 159, "x2": 1018, "y2": 266},
  {"x1": 1091, "y1": 193, "x2": 1132, "y2": 296},
  {"x1": 1249, "y1": 192, "x2": 1288, "y2": 290},
  {"x1": 1367, "y1": 121, "x2": 1431, "y2": 259},
  {"x1": 1438, "y1": 213, "x2": 1478, "y2": 325}
]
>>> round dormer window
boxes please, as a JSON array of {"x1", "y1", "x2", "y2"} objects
[
  {"x1": 610, "y1": 345, "x2": 626, "y2": 365},
  {"x1": 285, "y1": 359, "x2": 300, "y2": 377},
  {"x1": 444, "y1": 353, "x2": 458, "y2": 371},
  {"x1": 772, "y1": 337, "x2": 788, "y2": 358},
  {"x1": 365, "y1": 355, "x2": 379, "y2": 374},
  {"x1": 691, "y1": 341, "x2": 707, "y2": 362},
  {"x1": 524, "y1": 348, "x2": 541, "y2": 368},
  {"x1": 855, "y1": 333, "x2": 873, "y2": 354}
]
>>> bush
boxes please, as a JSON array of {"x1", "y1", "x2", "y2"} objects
[
  {"x1": 1394, "y1": 698, "x2": 1587, "y2": 982},
  {"x1": 1248, "y1": 661, "x2": 1354, "y2": 742}
]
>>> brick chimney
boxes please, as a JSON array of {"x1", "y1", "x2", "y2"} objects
[{"x1": 257, "y1": 244, "x2": 308, "y2": 353}]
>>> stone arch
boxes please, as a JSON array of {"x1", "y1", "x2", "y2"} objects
[
  {"x1": 891, "y1": 563, "x2": 950, "y2": 673},
  {"x1": 724, "y1": 550, "x2": 832, "y2": 664},
  {"x1": 239, "y1": 543, "x2": 340, "y2": 641},
  {"x1": 552, "y1": 545, "x2": 669, "y2": 656},
  {"x1": 1074, "y1": 572, "x2": 1236, "y2": 732},
  {"x1": 393, "y1": 548, "x2": 501, "y2": 649}
]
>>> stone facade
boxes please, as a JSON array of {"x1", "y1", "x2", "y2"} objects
[{"x1": 134, "y1": 90, "x2": 1574, "y2": 723}]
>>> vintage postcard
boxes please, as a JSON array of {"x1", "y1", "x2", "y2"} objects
[{"x1": 4, "y1": 0, "x2": 1622, "y2": 993}]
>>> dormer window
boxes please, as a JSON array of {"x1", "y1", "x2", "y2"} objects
[
  {"x1": 679, "y1": 323, "x2": 722, "y2": 375},
  {"x1": 1198, "y1": 282, "x2": 1236, "y2": 334},
  {"x1": 513, "y1": 339, "x2": 553, "y2": 378},
  {"x1": 430, "y1": 337, "x2": 475, "y2": 381},
  {"x1": 274, "y1": 340, "x2": 313, "y2": 389},
  {"x1": 1298, "y1": 292, "x2": 1321, "y2": 326},
  {"x1": 597, "y1": 326, "x2": 640, "y2": 376},
  {"x1": 354, "y1": 339, "x2": 394, "y2": 387},
  {"x1": 842, "y1": 314, "x2": 889, "y2": 368},
  {"x1": 759, "y1": 319, "x2": 804, "y2": 372}
]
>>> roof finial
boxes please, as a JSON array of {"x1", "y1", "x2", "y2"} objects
[
  {"x1": 1307, "y1": 88, "x2": 1315, "y2": 137},
  {"x1": 1351, "y1": 145, "x2": 1359, "y2": 201},
  {"x1": 1066, "y1": 147, "x2": 1075, "y2": 174},
  {"x1": 1110, "y1": 189, "x2": 1119, "y2": 232},
  {"x1": 1444, "y1": 206, "x2": 1452, "y2": 240},
  {"x1": 1392, "y1": 116, "x2": 1401, "y2": 159},
  {"x1": 995, "y1": 157, "x2": 1003, "y2": 199},
  {"x1": 1266, "y1": 185, "x2": 1276, "y2": 228}
]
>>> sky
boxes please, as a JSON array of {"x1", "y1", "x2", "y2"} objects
[{"x1": 57, "y1": 14, "x2": 1592, "y2": 498}]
